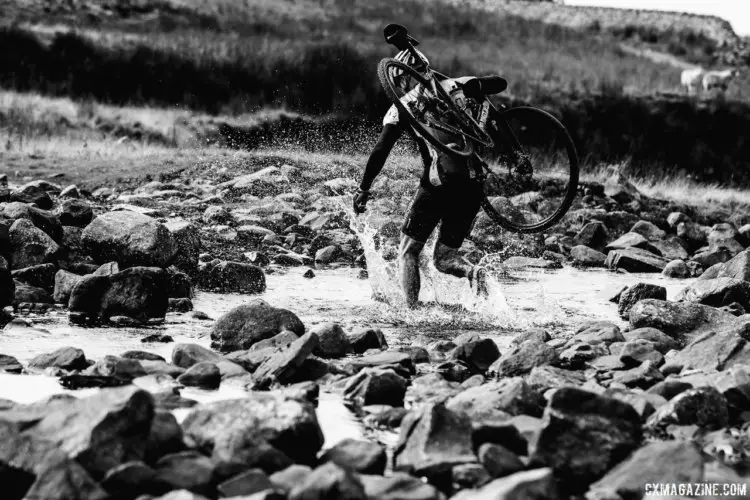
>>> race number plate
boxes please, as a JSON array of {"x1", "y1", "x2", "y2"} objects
[{"x1": 479, "y1": 101, "x2": 490, "y2": 129}]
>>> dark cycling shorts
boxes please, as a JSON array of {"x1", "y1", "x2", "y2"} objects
[{"x1": 401, "y1": 180, "x2": 483, "y2": 249}]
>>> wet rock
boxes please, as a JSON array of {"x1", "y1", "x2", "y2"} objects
[
  {"x1": 617, "y1": 283, "x2": 666, "y2": 320},
  {"x1": 217, "y1": 468, "x2": 276, "y2": 497},
  {"x1": 3, "y1": 202, "x2": 63, "y2": 242},
  {"x1": 662, "y1": 259, "x2": 691, "y2": 278},
  {"x1": 210, "y1": 299, "x2": 303, "y2": 352},
  {"x1": 169, "y1": 297, "x2": 193, "y2": 312},
  {"x1": 13, "y1": 280, "x2": 53, "y2": 305},
  {"x1": 478, "y1": 443, "x2": 524, "y2": 479},
  {"x1": 57, "y1": 199, "x2": 93, "y2": 227},
  {"x1": 0, "y1": 256, "x2": 13, "y2": 307},
  {"x1": 177, "y1": 362, "x2": 221, "y2": 390},
  {"x1": 68, "y1": 267, "x2": 169, "y2": 323},
  {"x1": 567, "y1": 321, "x2": 624, "y2": 347},
  {"x1": 171, "y1": 344, "x2": 247, "y2": 379},
  {"x1": 393, "y1": 402, "x2": 476, "y2": 480},
  {"x1": 320, "y1": 439, "x2": 387, "y2": 475},
  {"x1": 436, "y1": 360, "x2": 472, "y2": 383},
  {"x1": 211, "y1": 434, "x2": 292, "y2": 482},
  {"x1": 604, "y1": 232, "x2": 652, "y2": 253},
  {"x1": 251, "y1": 330, "x2": 299, "y2": 351},
  {"x1": 529, "y1": 388, "x2": 642, "y2": 493},
  {"x1": 0, "y1": 386, "x2": 154, "y2": 479},
  {"x1": 167, "y1": 268, "x2": 193, "y2": 299},
  {"x1": 605, "y1": 247, "x2": 669, "y2": 272},
  {"x1": 59, "y1": 374, "x2": 130, "y2": 389},
  {"x1": 646, "y1": 379, "x2": 693, "y2": 400},
  {"x1": 693, "y1": 247, "x2": 733, "y2": 269},
  {"x1": 629, "y1": 299, "x2": 737, "y2": 338},
  {"x1": 164, "y1": 219, "x2": 201, "y2": 277},
  {"x1": 660, "y1": 319, "x2": 750, "y2": 373},
  {"x1": 349, "y1": 328, "x2": 388, "y2": 354},
  {"x1": 345, "y1": 351, "x2": 414, "y2": 375},
  {"x1": 570, "y1": 245, "x2": 606, "y2": 267},
  {"x1": 677, "y1": 277, "x2": 750, "y2": 310},
  {"x1": 28, "y1": 346, "x2": 87, "y2": 371},
  {"x1": 618, "y1": 340, "x2": 664, "y2": 367},
  {"x1": 142, "y1": 333, "x2": 174, "y2": 343},
  {"x1": 89, "y1": 355, "x2": 147, "y2": 382},
  {"x1": 471, "y1": 420, "x2": 529, "y2": 457},
  {"x1": 610, "y1": 359, "x2": 664, "y2": 389},
  {"x1": 53, "y1": 269, "x2": 84, "y2": 304},
  {"x1": 311, "y1": 322, "x2": 351, "y2": 358},
  {"x1": 446, "y1": 378, "x2": 545, "y2": 421},
  {"x1": 622, "y1": 327, "x2": 680, "y2": 353},
  {"x1": 343, "y1": 367, "x2": 408, "y2": 407},
  {"x1": 451, "y1": 468, "x2": 557, "y2": 500},
  {"x1": 199, "y1": 260, "x2": 266, "y2": 294},
  {"x1": 575, "y1": 221, "x2": 609, "y2": 249},
  {"x1": 360, "y1": 472, "x2": 445, "y2": 500},
  {"x1": 630, "y1": 220, "x2": 666, "y2": 241},
  {"x1": 82, "y1": 211, "x2": 176, "y2": 268},
  {"x1": 700, "y1": 248, "x2": 750, "y2": 282},
  {"x1": 510, "y1": 328, "x2": 550, "y2": 346},
  {"x1": 451, "y1": 337, "x2": 500, "y2": 374},
  {"x1": 10, "y1": 182, "x2": 54, "y2": 209},
  {"x1": 525, "y1": 365, "x2": 586, "y2": 394},
  {"x1": 288, "y1": 462, "x2": 366, "y2": 499},
  {"x1": 11, "y1": 263, "x2": 56, "y2": 292},
  {"x1": 603, "y1": 387, "x2": 665, "y2": 420},
  {"x1": 252, "y1": 332, "x2": 318, "y2": 386},
  {"x1": 9, "y1": 218, "x2": 62, "y2": 268},
  {"x1": 677, "y1": 221, "x2": 708, "y2": 248},
  {"x1": 154, "y1": 450, "x2": 216, "y2": 496},
  {"x1": 303, "y1": 268, "x2": 315, "y2": 279},
  {"x1": 405, "y1": 373, "x2": 462, "y2": 406},
  {"x1": 489, "y1": 340, "x2": 558, "y2": 377},
  {"x1": 398, "y1": 345, "x2": 430, "y2": 364},
  {"x1": 645, "y1": 386, "x2": 729, "y2": 437},
  {"x1": 587, "y1": 441, "x2": 703, "y2": 500},
  {"x1": 181, "y1": 392, "x2": 324, "y2": 465},
  {"x1": 0, "y1": 353, "x2": 23, "y2": 373}
]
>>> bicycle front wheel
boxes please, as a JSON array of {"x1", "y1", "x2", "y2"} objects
[
  {"x1": 377, "y1": 57, "x2": 473, "y2": 158},
  {"x1": 480, "y1": 106, "x2": 579, "y2": 234}
]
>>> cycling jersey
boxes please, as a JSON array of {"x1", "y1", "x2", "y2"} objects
[{"x1": 383, "y1": 74, "x2": 477, "y2": 188}]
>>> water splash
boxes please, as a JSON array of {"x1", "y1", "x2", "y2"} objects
[{"x1": 341, "y1": 197, "x2": 533, "y2": 331}]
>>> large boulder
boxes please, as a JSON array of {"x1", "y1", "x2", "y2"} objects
[
  {"x1": 393, "y1": 402, "x2": 476, "y2": 480},
  {"x1": 660, "y1": 319, "x2": 750, "y2": 373},
  {"x1": 676, "y1": 277, "x2": 750, "y2": 310},
  {"x1": 617, "y1": 283, "x2": 666, "y2": 320},
  {"x1": 56, "y1": 199, "x2": 93, "y2": 227},
  {"x1": 605, "y1": 248, "x2": 669, "y2": 273},
  {"x1": 588, "y1": 441, "x2": 704, "y2": 500},
  {"x1": 199, "y1": 260, "x2": 266, "y2": 293},
  {"x1": 68, "y1": 267, "x2": 169, "y2": 323},
  {"x1": 529, "y1": 388, "x2": 642, "y2": 494},
  {"x1": 629, "y1": 299, "x2": 738, "y2": 339},
  {"x1": 81, "y1": 211, "x2": 176, "y2": 268},
  {"x1": 181, "y1": 392, "x2": 324, "y2": 465},
  {"x1": 0, "y1": 256, "x2": 14, "y2": 307},
  {"x1": 0, "y1": 386, "x2": 154, "y2": 479},
  {"x1": 210, "y1": 300, "x2": 304, "y2": 352},
  {"x1": 164, "y1": 219, "x2": 201, "y2": 278},
  {"x1": 9, "y1": 218, "x2": 62, "y2": 268}
]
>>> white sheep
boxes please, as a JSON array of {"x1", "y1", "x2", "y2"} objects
[
  {"x1": 702, "y1": 68, "x2": 740, "y2": 93},
  {"x1": 680, "y1": 67, "x2": 704, "y2": 95}
]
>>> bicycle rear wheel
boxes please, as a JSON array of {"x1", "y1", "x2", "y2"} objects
[
  {"x1": 480, "y1": 106, "x2": 579, "y2": 234},
  {"x1": 377, "y1": 57, "x2": 473, "y2": 158}
]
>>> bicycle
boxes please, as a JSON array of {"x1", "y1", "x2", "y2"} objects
[{"x1": 377, "y1": 24, "x2": 579, "y2": 234}]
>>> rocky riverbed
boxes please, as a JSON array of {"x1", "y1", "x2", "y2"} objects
[{"x1": 3, "y1": 157, "x2": 750, "y2": 500}]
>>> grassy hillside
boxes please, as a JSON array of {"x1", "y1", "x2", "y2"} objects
[{"x1": 1, "y1": 0, "x2": 749, "y2": 186}]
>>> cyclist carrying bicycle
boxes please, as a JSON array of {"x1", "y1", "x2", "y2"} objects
[{"x1": 353, "y1": 24, "x2": 507, "y2": 309}]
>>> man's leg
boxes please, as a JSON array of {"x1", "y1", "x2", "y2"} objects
[
  {"x1": 433, "y1": 242, "x2": 489, "y2": 297},
  {"x1": 399, "y1": 235, "x2": 425, "y2": 308}
]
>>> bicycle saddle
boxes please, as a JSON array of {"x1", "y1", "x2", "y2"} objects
[
  {"x1": 462, "y1": 76, "x2": 508, "y2": 99},
  {"x1": 384, "y1": 23, "x2": 420, "y2": 49}
]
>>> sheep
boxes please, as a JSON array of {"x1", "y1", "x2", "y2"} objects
[
  {"x1": 702, "y1": 68, "x2": 740, "y2": 93},
  {"x1": 681, "y1": 67, "x2": 704, "y2": 95}
]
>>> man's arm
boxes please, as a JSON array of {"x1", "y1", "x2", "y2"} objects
[{"x1": 359, "y1": 123, "x2": 403, "y2": 191}]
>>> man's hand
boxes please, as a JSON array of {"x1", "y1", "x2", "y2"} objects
[{"x1": 353, "y1": 188, "x2": 370, "y2": 214}]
